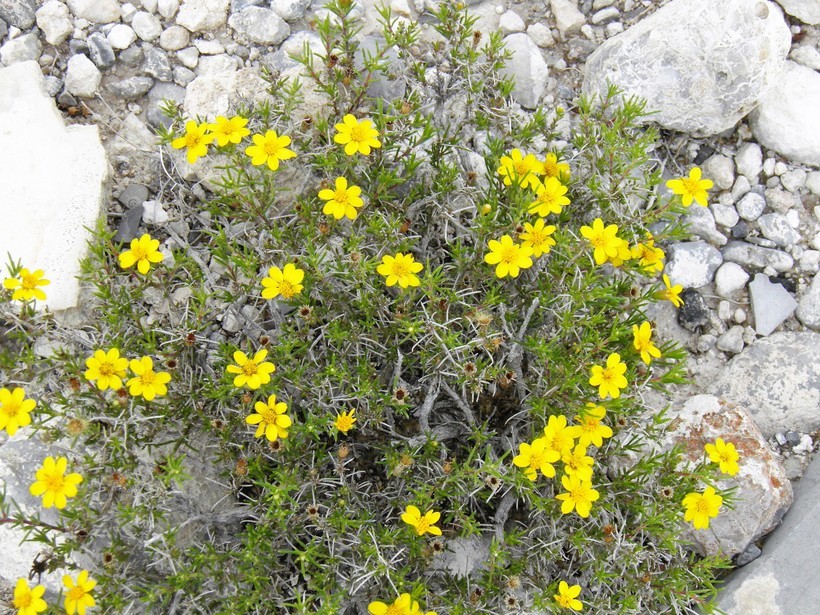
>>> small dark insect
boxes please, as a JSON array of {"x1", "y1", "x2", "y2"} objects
[{"x1": 64, "y1": 103, "x2": 92, "y2": 118}]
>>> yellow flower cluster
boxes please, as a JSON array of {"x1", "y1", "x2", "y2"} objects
[
  {"x1": 3, "y1": 267, "x2": 50, "y2": 302},
  {"x1": 0, "y1": 387, "x2": 37, "y2": 436},
  {"x1": 84, "y1": 349, "x2": 171, "y2": 401},
  {"x1": 368, "y1": 592, "x2": 436, "y2": 615},
  {"x1": 679, "y1": 439, "x2": 739, "y2": 530},
  {"x1": 13, "y1": 570, "x2": 96, "y2": 615},
  {"x1": 513, "y1": 411, "x2": 612, "y2": 519}
]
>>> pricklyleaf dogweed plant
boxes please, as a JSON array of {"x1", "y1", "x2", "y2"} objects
[{"x1": 0, "y1": 1, "x2": 735, "y2": 613}]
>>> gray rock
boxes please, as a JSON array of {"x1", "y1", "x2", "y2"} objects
[
  {"x1": 132, "y1": 10, "x2": 162, "y2": 41},
  {"x1": 774, "y1": 0, "x2": 820, "y2": 23},
  {"x1": 550, "y1": 0, "x2": 585, "y2": 36},
  {"x1": 735, "y1": 142, "x2": 763, "y2": 180},
  {"x1": 750, "y1": 61, "x2": 820, "y2": 166},
  {"x1": 0, "y1": 0, "x2": 35, "y2": 28},
  {"x1": 355, "y1": 36, "x2": 405, "y2": 102},
  {"x1": 677, "y1": 289, "x2": 711, "y2": 330},
  {"x1": 173, "y1": 65, "x2": 196, "y2": 86},
  {"x1": 591, "y1": 6, "x2": 619, "y2": 24},
  {"x1": 749, "y1": 273, "x2": 797, "y2": 336},
  {"x1": 715, "y1": 261, "x2": 751, "y2": 298},
  {"x1": 757, "y1": 213, "x2": 800, "y2": 247},
  {"x1": 780, "y1": 169, "x2": 806, "y2": 192},
  {"x1": 702, "y1": 153, "x2": 735, "y2": 190},
  {"x1": 65, "y1": 0, "x2": 121, "y2": 22},
  {"x1": 176, "y1": 46, "x2": 199, "y2": 68},
  {"x1": 684, "y1": 206, "x2": 728, "y2": 246},
  {"x1": 717, "y1": 325, "x2": 746, "y2": 354},
  {"x1": 722, "y1": 241, "x2": 794, "y2": 272},
  {"x1": 796, "y1": 273, "x2": 820, "y2": 329},
  {"x1": 735, "y1": 543, "x2": 762, "y2": 567},
  {"x1": 0, "y1": 32, "x2": 41, "y2": 65},
  {"x1": 764, "y1": 187, "x2": 800, "y2": 213},
  {"x1": 144, "y1": 47, "x2": 173, "y2": 81},
  {"x1": 527, "y1": 22, "x2": 555, "y2": 48},
  {"x1": 160, "y1": 25, "x2": 191, "y2": 51},
  {"x1": 35, "y1": 0, "x2": 73, "y2": 46},
  {"x1": 666, "y1": 241, "x2": 723, "y2": 288},
  {"x1": 87, "y1": 32, "x2": 116, "y2": 69},
  {"x1": 228, "y1": 6, "x2": 289, "y2": 45},
  {"x1": 114, "y1": 204, "x2": 145, "y2": 242},
  {"x1": 176, "y1": 0, "x2": 230, "y2": 31},
  {"x1": 582, "y1": 0, "x2": 791, "y2": 136},
  {"x1": 117, "y1": 183, "x2": 149, "y2": 208},
  {"x1": 799, "y1": 250, "x2": 820, "y2": 274},
  {"x1": 146, "y1": 81, "x2": 185, "y2": 127},
  {"x1": 663, "y1": 395, "x2": 793, "y2": 559},
  {"x1": 731, "y1": 175, "x2": 751, "y2": 201},
  {"x1": 142, "y1": 200, "x2": 169, "y2": 225},
  {"x1": 736, "y1": 192, "x2": 766, "y2": 221},
  {"x1": 270, "y1": 0, "x2": 309, "y2": 21},
  {"x1": 499, "y1": 9, "x2": 525, "y2": 34},
  {"x1": 106, "y1": 75, "x2": 154, "y2": 100},
  {"x1": 712, "y1": 203, "x2": 740, "y2": 228},
  {"x1": 157, "y1": 0, "x2": 179, "y2": 18},
  {"x1": 65, "y1": 53, "x2": 102, "y2": 98},
  {"x1": 501, "y1": 33, "x2": 549, "y2": 110},
  {"x1": 108, "y1": 23, "x2": 137, "y2": 49},
  {"x1": 807, "y1": 171, "x2": 820, "y2": 196},
  {"x1": 790, "y1": 43, "x2": 820, "y2": 70},
  {"x1": 43, "y1": 75, "x2": 62, "y2": 96},
  {"x1": 119, "y1": 45, "x2": 144, "y2": 68}
]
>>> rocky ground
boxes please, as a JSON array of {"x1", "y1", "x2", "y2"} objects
[{"x1": 1, "y1": 0, "x2": 819, "y2": 610}]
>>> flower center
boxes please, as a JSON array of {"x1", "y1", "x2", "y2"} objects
[
  {"x1": 544, "y1": 160, "x2": 558, "y2": 177},
  {"x1": 98, "y1": 362, "x2": 115, "y2": 377},
  {"x1": 1, "y1": 400, "x2": 20, "y2": 418},
  {"x1": 139, "y1": 371, "x2": 156, "y2": 386},
  {"x1": 21, "y1": 273, "x2": 38, "y2": 290},
  {"x1": 349, "y1": 125, "x2": 366, "y2": 142},
  {"x1": 279, "y1": 280, "x2": 295, "y2": 298},
  {"x1": 258, "y1": 406, "x2": 277, "y2": 423},
  {"x1": 46, "y1": 473, "x2": 66, "y2": 492},
  {"x1": 682, "y1": 178, "x2": 700, "y2": 194},
  {"x1": 337, "y1": 416, "x2": 353, "y2": 431},
  {"x1": 131, "y1": 245, "x2": 148, "y2": 261},
  {"x1": 242, "y1": 362, "x2": 259, "y2": 377},
  {"x1": 590, "y1": 233, "x2": 608, "y2": 249},
  {"x1": 415, "y1": 518, "x2": 430, "y2": 534},
  {"x1": 185, "y1": 133, "x2": 203, "y2": 148},
  {"x1": 68, "y1": 586, "x2": 86, "y2": 601},
  {"x1": 385, "y1": 606, "x2": 402, "y2": 615},
  {"x1": 570, "y1": 486, "x2": 587, "y2": 503},
  {"x1": 264, "y1": 141, "x2": 282, "y2": 157},
  {"x1": 695, "y1": 499, "x2": 711, "y2": 514},
  {"x1": 334, "y1": 189, "x2": 350, "y2": 204},
  {"x1": 15, "y1": 593, "x2": 33, "y2": 608},
  {"x1": 530, "y1": 450, "x2": 548, "y2": 468},
  {"x1": 500, "y1": 246, "x2": 519, "y2": 265},
  {"x1": 391, "y1": 261, "x2": 410, "y2": 278}
]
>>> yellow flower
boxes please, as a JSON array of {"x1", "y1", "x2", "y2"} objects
[
  {"x1": 3, "y1": 268, "x2": 50, "y2": 302},
  {"x1": 656, "y1": 273, "x2": 684, "y2": 308},
  {"x1": 497, "y1": 148, "x2": 542, "y2": 190},
  {"x1": 666, "y1": 167, "x2": 713, "y2": 207},
  {"x1": 334, "y1": 408, "x2": 357, "y2": 434},
  {"x1": 579, "y1": 218, "x2": 621, "y2": 265},
  {"x1": 377, "y1": 252, "x2": 423, "y2": 288},
  {"x1": 63, "y1": 570, "x2": 97, "y2": 615},
  {"x1": 84, "y1": 348, "x2": 129, "y2": 391},
  {"x1": 368, "y1": 593, "x2": 414, "y2": 615},
  {"x1": 589, "y1": 353, "x2": 628, "y2": 399},
  {"x1": 513, "y1": 437, "x2": 560, "y2": 481},
  {"x1": 556, "y1": 473, "x2": 599, "y2": 518},
  {"x1": 632, "y1": 321, "x2": 662, "y2": 365},
  {"x1": 519, "y1": 219, "x2": 556, "y2": 257},
  {"x1": 631, "y1": 236, "x2": 665, "y2": 273},
  {"x1": 484, "y1": 234, "x2": 534, "y2": 279},
  {"x1": 542, "y1": 415, "x2": 581, "y2": 457},
  {"x1": 244, "y1": 130, "x2": 296, "y2": 171},
  {"x1": 319, "y1": 177, "x2": 364, "y2": 220},
  {"x1": 562, "y1": 444, "x2": 595, "y2": 482},
  {"x1": 528, "y1": 176, "x2": 570, "y2": 216},
  {"x1": 171, "y1": 120, "x2": 214, "y2": 164},
  {"x1": 13, "y1": 578, "x2": 47, "y2": 615},
  {"x1": 118, "y1": 233, "x2": 164, "y2": 275},
  {"x1": 682, "y1": 486, "x2": 722, "y2": 530},
  {"x1": 126, "y1": 356, "x2": 171, "y2": 401},
  {"x1": 29, "y1": 456, "x2": 83, "y2": 509},
  {"x1": 554, "y1": 581, "x2": 583, "y2": 611},
  {"x1": 574, "y1": 403, "x2": 613, "y2": 448},
  {"x1": 705, "y1": 438, "x2": 740, "y2": 476},
  {"x1": 401, "y1": 504, "x2": 442, "y2": 536},
  {"x1": 334, "y1": 114, "x2": 381, "y2": 156},
  {"x1": 0, "y1": 387, "x2": 36, "y2": 436},
  {"x1": 540, "y1": 152, "x2": 571, "y2": 182},
  {"x1": 607, "y1": 237, "x2": 633, "y2": 267},
  {"x1": 261, "y1": 263, "x2": 304, "y2": 300},
  {"x1": 207, "y1": 115, "x2": 250, "y2": 146},
  {"x1": 226, "y1": 349, "x2": 276, "y2": 390},
  {"x1": 246, "y1": 394, "x2": 292, "y2": 441}
]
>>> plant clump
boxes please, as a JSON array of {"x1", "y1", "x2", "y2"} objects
[{"x1": 0, "y1": 2, "x2": 737, "y2": 613}]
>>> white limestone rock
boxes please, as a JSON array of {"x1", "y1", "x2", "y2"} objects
[
  {"x1": 790, "y1": 43, "x2": 820, "y2": 70},
  {"x1": 550, "y1": 0, "x2": 585, "y2": 36},
  {"x1": 228, "y1": 6, "x2": 289, "y2": 45},
  {"x1": 702, "y1": 154, "x2": 735, "y2": 191},
  {"x1": 160, "y1": 25, "x2": 190, "y2": 51},
  {"x1": 270, "y1": 0, "x2": 310, "y2": 21},
  {"x1": 757, "y1": 213, "x2": 800, "y2": 247},
  {"x1": 582, "y1": 0, "x2": 791, "y2": 136},
  {"x1": 735, "y1": 142, "x2": 764, "y2": 181},
  {"x1": 749, "y1": 273, "x2": 797, "y2": 336},
  {"x1": 796, "y1": 273, "x2": 820, "y2": 329},
  {"x1": 666, "y1": 241, "x2": 723, "y2": 288},
  {"x1": 64, "y1": 53, "x2": 102, "y2": 98},
  {"x1": 684, "y1": 205, "x2": 728, "y2": 246},
  {"x1": 157, "y1": 0, "x2": 179, "y2": 18},
  {"x1": 176, "y1": 0, "x2": 230, "y2": 31},
  {"x1": 665, "y1": 395, "x2": 793, "y2": 558},
  {"x1": 107, "y1": 23, "x2": 137, "y2": 49},
  {"x1": 131, "y1": 10, "x2": 162, "y2": 41},
  {"x1": 715, "y1": 262, "x2": 750, "y2": 298},
  {"x1": 712, "y1": 332, "x2": 820, "y2": 436},
  {"x1": 0, "y1": 0, "x2": 36, "y2": 28},
  {"x1": 527, "y1": 22, "x2": 555, "y2": 48},
  {"x1": 0, "y1": 32, "x2": 41, "y2": 66},
  {"x1": 65, "y1": 0, "x2": 121, "y2": 23},
  {"x1": 0, "y1": 61, "x2": 107, "y2": 311},
  {"x1": 499, "y1": 10, "x2": 525, "y2": 35},
  {"x1": 774, "y1": 0, "x2": 820, "y2": 23},
  {"x1": 183, "y1": 67, "x2": 269, "y2": 122},
  {"x1": 736, "y1": 192, "x2": 766, "y2": 221},
  {"x1": 750, "y1": 61, "x2": 820, "y2": 166},
  {"x1": 35, "y1": 0, "x2": 73, "y2": 46},
  {"x1": 722, "y1": 241, "x2": 794, "y2": 272},
  {"x1": 501, "y1": 33, "x2": 549, "y2": 110}
]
